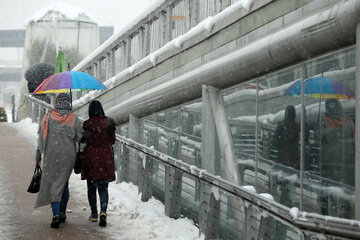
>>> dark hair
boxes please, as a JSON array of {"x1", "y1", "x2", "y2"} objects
[
  {"x1": 89, "y1": 100, "x2": 105, "y2": 118},
  {"x1": 284, "y1": 105, "x2": 296, "y2": 122}
]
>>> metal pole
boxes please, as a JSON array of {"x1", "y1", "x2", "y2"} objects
[
  {"x1": 300, "y1": 64, "x2": 306, "y2": 211},
  {"x1": 11, "y1": 95, "x2": 15, "y2": 122},
  {"x1": 355, "y1": 23, "x2": 360, "y2": 220},
  {"x1": 255, "y1": 79, "x2": 259, "y2": 190}
]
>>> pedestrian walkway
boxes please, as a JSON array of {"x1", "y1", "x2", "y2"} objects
[{"x1": 0, "y1": 122, "x2": 114, "y2": 240}]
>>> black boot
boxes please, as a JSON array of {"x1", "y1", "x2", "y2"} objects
[
  {"x1": 99, "y1": 212, "x2": 107, "y2": 227},
  {"x1": 50, "y1": 215, "x2": 61, "y2": 228},
  {"x1": 59, "y1": 214, "x2": 66, "y2": 223}
]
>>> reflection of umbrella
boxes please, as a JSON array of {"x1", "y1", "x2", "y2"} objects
[
  {"x1": 284, "y1": 76, "x2": 355, "y2": 142},
  {"x1": 33, "y1": 71, "x2": 107, "y2": 94},
  {"x1": 284, "y1": 76, "x2": 355, "y2": 100}
]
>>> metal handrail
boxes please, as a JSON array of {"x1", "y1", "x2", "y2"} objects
[{"x1": 24, "y1": 94, "x2": 360, "y2": 239}]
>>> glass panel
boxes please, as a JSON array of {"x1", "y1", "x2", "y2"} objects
[
  {"x1": 118, "y1": 124, "x2": 128, "y2": 138},
  {"x1": 157, "y1": 109, "x2": 180, "y2": 158},
  {"x1": 179, "y1": 102, "x2": 202, "y2": 166},
  {"x1": 152, "y1": 160, "x2": 166, "y2": 204},
  {"x1": 139, "y1": 116, "x2": 158, "y2": 149},
  {"x1": 258, "y1": 66, "x2": 302, "y2": 209},
  {"x1": 222, "y1": 81, "x2": 257, "y2": 187},
  {"x1": 181, "y1": 173, "x2": 199, "y2": 223},
  {"x1": 303, "y1": 47, "x2": 356, "y2": 218},
  {"x1": 219, "y1": 192, "x2": 245, "y2": 239}
]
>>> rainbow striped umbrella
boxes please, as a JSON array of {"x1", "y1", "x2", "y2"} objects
[
  {"x1": 284, "y1": 76, "x2": 355, "y2": 100},
  {"x1": 33, "y1": 71, "x2": 106, "y2": 94}
]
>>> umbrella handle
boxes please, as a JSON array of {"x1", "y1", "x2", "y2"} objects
[{"x1": 70, "y1": 89, "x2": 72, "y2": 108}]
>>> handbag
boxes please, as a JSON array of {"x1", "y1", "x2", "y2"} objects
[
  {"x1": 27, "y1": 165, "x2": 42, "y2": 193},
  {"x1": 74, "y1": 143, "x2": 83, "y2": 174}
]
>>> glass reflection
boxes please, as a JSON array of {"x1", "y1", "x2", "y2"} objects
[
  {"x1": 258, "y1": 66, "x2": 302, "y2": 211},
  {"x1": 130, "y1": 46, "x2": 356, "y2": 225},
  {"x1": 304, "y1": 47, "x2": 356, "y2": 218},
  {"x1": 222, "y1": 82, "x2": 257, "y2": 186}
]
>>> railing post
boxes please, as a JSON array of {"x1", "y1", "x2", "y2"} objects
[
  {"x1": 190, "y1": 0, "x2": 200, "y2": 28},
  {"x1": 140, "y1": 155, "x2": 153, "y2": 202},
  {"x1": 125, "y1": 38, "x2": 131, "y2": 69},
  {"x1": 144, "y1": 23, "x2": 150, "y2": 57},
  {"x1": 184, "y1": 0, "x2": 191, "y2": 31},
  {"x1": 137, "y1": 28, "x2": 144, "y2": 61},
  {"x1": 106, "y1": 52, "x2": 111, "y2": 80},
  {"x1": 199, "y1": 184, "x2": 220, "y2": 239},
  {"x1": 164, "y1": 166, "x2": 182, "y2": 219},
  {"x1": 26, "y1": 98, "x2": 32, "y2": 119},
  {"x1": 118, "y1": 143, "x2": 130, "y2": 183},
  {"x1": 31, "y1": 102, "x2": 37, "y2": 123},
  {"x1": 92, "y1": 63, "x2": 98, "y2": 79},
  {"x1": 163, "y1": 7, "x2": 172, "y2": 44},
  {"x1": 258, "y1": 215, "x2": 273, "y2": 240},
  {"x1": 245, "y1": 204, "x2": 260, "y2": 240},
  {"x1": 110, "y1": 48, "x2": 116, "y2": 77},
  {"x1": 38, "y1": 105, "x2": 45, "y2": 123},
  {"x1": 11, "y1": 95, "x2": 15, "y2": 122},
  {"x1": 120, "y1": 41, "x2": 126, "y2": 71},
  {"x1": 99, "y1": 58, "x2": 104, "y2": 82}
]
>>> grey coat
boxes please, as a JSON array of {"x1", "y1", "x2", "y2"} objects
[{"x1": 35, "y1": 111, "x2": 83, "y2": 208}]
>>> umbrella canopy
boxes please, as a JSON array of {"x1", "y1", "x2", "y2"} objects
[
  {"x1": 284, "y1": 76, "x2": 355, "y2": 100},
  {"x1": 33, "y1": 71, "x2": 107, "y2": 94}
]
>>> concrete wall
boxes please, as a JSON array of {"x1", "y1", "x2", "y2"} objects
[{"x1": 74, "y1": 0, "x2": 348, "y2": 124}]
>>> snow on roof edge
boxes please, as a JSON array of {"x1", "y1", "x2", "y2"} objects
[{"x1": 25, "y1": 1, "x2": 97, "y2": 25}]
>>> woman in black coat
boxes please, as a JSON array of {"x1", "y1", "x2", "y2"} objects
[
  {"x1": 81, "y1": 100, "x2": 116, "y2": 227},
  {"x1": 271, "y1": 105, "x2": 300, "y2": 170}
]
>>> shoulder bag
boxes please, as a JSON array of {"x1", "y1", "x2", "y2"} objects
[{"x1": 27, "y1": 165, "x2": 42, "y2": 193}]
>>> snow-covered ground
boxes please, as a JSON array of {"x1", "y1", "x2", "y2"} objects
[{"x1": 12, "y1": 118, "x2": 203, "y2": 240}]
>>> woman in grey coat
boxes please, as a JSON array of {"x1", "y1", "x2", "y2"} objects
[{"x1": 35, "y1": 93, "x2": 83, "y2": 228}]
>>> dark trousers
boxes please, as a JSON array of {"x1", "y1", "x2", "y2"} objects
[
  {"x1": 87, "y1": 179, "x2": 109, "y2": 215},
  {"x1": 51, "y1": 182, "x2": 69, "y2": 216}
]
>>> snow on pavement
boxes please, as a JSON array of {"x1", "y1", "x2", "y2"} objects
[{"x1": 12, "y1": 118, "x2": 203, "y2": 240}]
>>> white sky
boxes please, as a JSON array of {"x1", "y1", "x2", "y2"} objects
[
  {"x1": 0, "y1": 0, "x2": 153, "y2": 32},
  {"x1": 10, "y1": 117, "x2": 203, "y2": 240}
]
